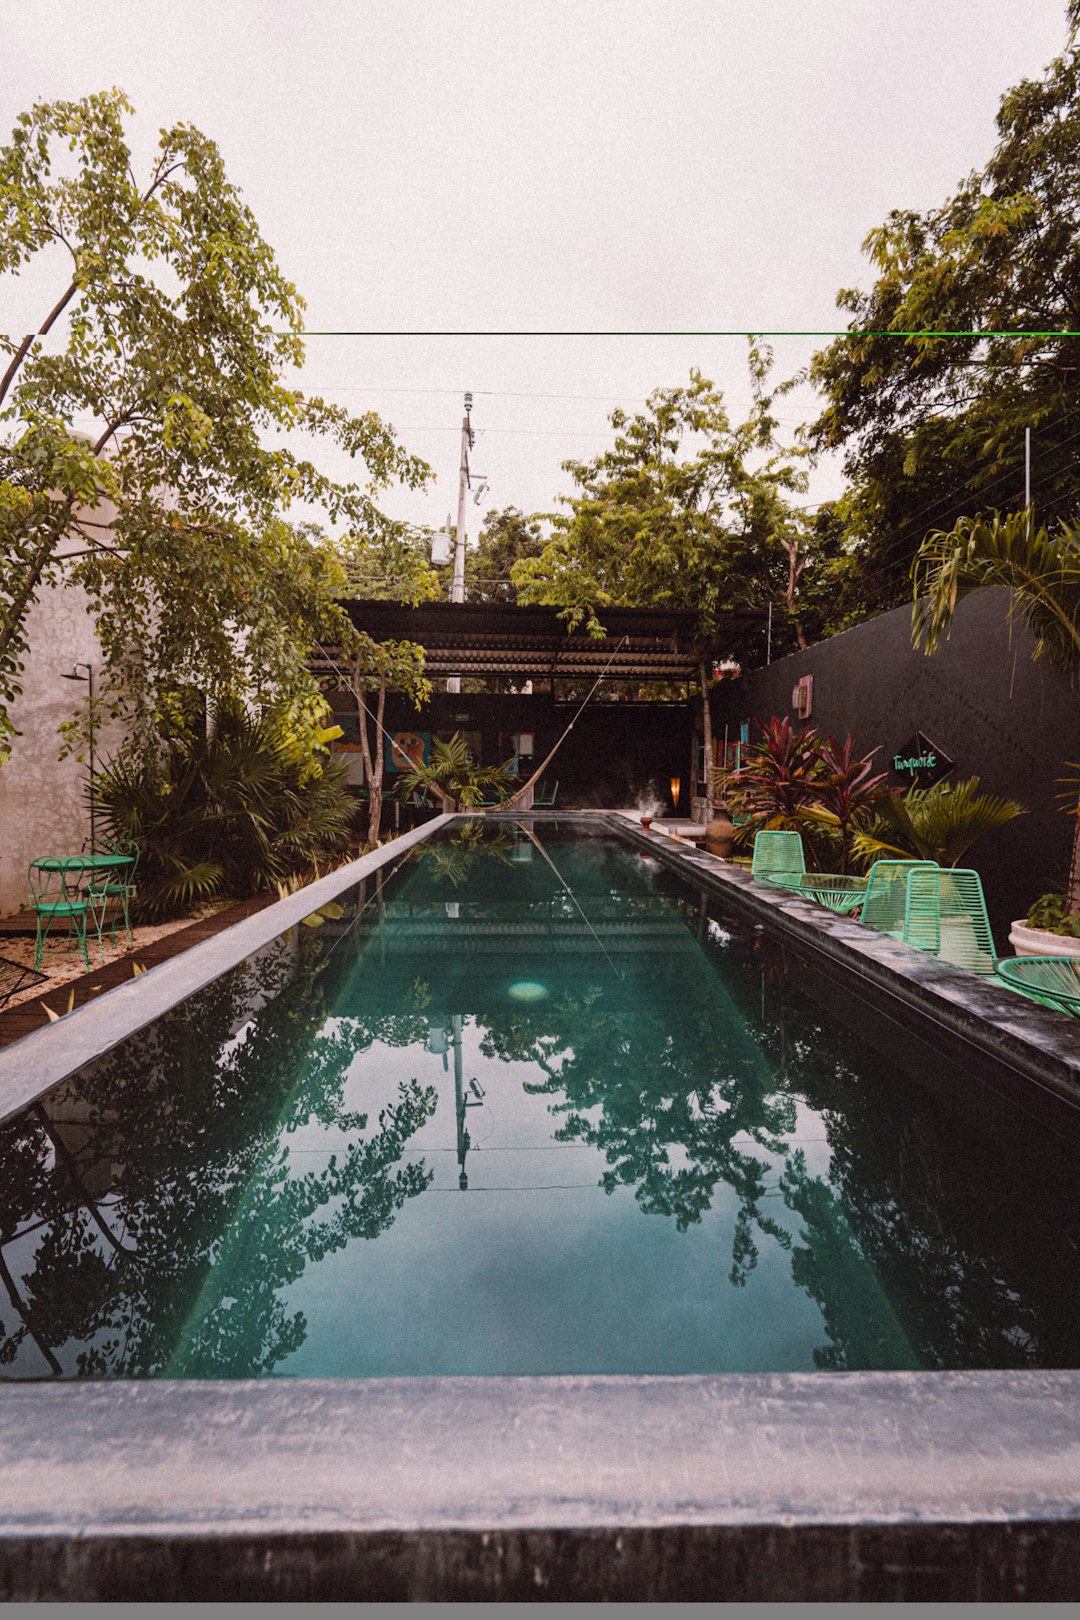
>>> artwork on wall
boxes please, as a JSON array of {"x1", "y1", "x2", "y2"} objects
[
  {"x1": 384, "y1": 730, "x2": 431, "y2": 772},
  {"x1": 332, "y1": 712, "x2": 361, "y2": 751}
]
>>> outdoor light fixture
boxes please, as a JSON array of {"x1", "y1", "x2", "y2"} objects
[
  {"x1": 59, "y1": 661, "x2": 96, "y2": 850},
  {"x1": 670, "y1": 775, "x2": 681, "y2": 810}
]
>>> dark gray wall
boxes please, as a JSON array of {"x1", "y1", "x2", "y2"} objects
[{"x1": 713, "y1": 588, "x2": 1080, "y2": 942}]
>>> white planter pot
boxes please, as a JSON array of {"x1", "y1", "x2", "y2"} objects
[{"x1": 1008, "y1": 921, "x2": 1080, "y2": 958}]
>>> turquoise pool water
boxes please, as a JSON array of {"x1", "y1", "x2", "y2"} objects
[{"x1": 2, "y1": 820, "x2": 1079, "y2": 1380}]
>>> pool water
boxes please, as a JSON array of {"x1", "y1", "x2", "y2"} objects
[{"x1": 2, "y1": 820, "x2": 1079, "y2": 1380}]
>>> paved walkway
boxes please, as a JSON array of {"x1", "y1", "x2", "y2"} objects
[{"x1": 0, "y1": 893, "x2": 277, "y2": 1053}]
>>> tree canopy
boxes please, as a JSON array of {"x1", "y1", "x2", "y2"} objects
[
  {"x1": 510, "y1": 359, "x2": 828, "y2": 664},
  {"x1": 463, "y1": 505, "x2": 548, "y2": 603},
  {"x1": 808, "y1": 15, "x2": 1080, "y2": 621},
  {"x1": 0, "y1": 91, "x2": 430, "y2": 767}
]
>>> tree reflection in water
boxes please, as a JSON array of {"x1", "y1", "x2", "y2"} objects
[
  {"x1": 5, "y1": 822, "x2": 1080, "y2": 1380},
  {"x1": 0, "y1": 927, "x2": 436, "y2": 1379}
]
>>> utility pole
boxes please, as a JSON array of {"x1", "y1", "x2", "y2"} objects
[{"x1": 447, "y1": 391, "x2": 475, "y2": 694}]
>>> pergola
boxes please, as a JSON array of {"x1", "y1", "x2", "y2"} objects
[{"x1": 333, "y1": 600, "x2": 753, "y2": 685}]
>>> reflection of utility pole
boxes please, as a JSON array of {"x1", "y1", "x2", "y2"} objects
[
  {"x1": 450, "y1": 1015, "x2": 485, "y2": 1190},
  {"x1": 428, "y1": 1014, "x2": 484, "y2": 1189}
]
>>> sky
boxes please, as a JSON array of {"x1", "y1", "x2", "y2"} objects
[{"x1": 0, "y1": 0, "x2": 1071, "y2": 551}]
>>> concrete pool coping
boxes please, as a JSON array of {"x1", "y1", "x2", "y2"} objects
[{"x1": 2, "y1": 810, "x2": 1080, "y2": 1600}]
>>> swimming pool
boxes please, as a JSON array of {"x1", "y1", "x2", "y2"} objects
[{"x1": 4, "y1": 817, "x2": 1079, "y2": 1382}]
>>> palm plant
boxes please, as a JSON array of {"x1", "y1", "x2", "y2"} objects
[
  {"x1": 913, "y1": 512, "x2": 1080, "y2": 670},
  {"x1": 850, "y1": 776, "x2": 1027, "y2": 869},
  {"x1": 95, "y1": 698, "x2": 356, "y2": 919},
  {"x1": 395, "y1": 732, "x2": 517, "y2": 811},
  {"x1": 913, "y1": 509, "x2": 1080, "y2": 904}
]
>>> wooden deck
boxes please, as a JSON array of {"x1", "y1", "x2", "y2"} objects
[{"x1": 0, "y1": 893, "x2": 278, "y2": 1054}]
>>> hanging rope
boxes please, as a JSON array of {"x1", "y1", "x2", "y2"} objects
[
  {"x1": 513, "y1": 820, "x2": 623, "y2": 979},
  {"x1": 499, "y1": 635, "x2": 630, "y2": 809}
]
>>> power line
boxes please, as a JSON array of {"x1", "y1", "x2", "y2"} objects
[
  {"x1": 866, "y1": 413, "x2": 1080, "y2": 575},
  {"x1": 293, "y1": 329, "x2": 1080, "y2": 338}
]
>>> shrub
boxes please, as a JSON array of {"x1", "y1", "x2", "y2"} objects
[
  {"x1": 95, "y1": 698, "x2": 357, "y2": 920},
  {"x1": 1025, "y1": 893, "x2": 1080, "y2": 938}
]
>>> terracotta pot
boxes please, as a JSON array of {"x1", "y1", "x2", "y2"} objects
[
  {"x1": 705, "y1": 804, "x2": 735, "y2": 859},
  {"x1": 639, "y1": 815, "x2": 653, "y2": 833}
]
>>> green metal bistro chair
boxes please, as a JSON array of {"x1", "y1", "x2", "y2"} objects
[
  {"x1": 28, "y1": 860, "x2": 91, "y2": 972},
  {"x1": 750, "y1": 830, "x2": 806, "y2": 883},
  {"x1": 84, "y1": 840, "x2": 140, "y2": 952},
  {"x1": 995, "y1": 956, "x2": 1080, "y2": 1015},
  {"x1": 860, "y1": 859, "x2": 939, "y2": 937},
  {"x1": 902, "y1": 867, "x2": 997, "y2": 976}
]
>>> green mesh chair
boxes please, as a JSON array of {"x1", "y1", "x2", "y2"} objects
[
  {"x1": 995, "y1": 956, "x2": 1080, "y2": 1015},
  {"x1": 902, "y1": 867, "x2": 997, "y2": 975},
  {"x1": 750, "y1": 831, "x2": 869, "y2": 912},
  {"x1": 860, "y1": 859, "x2": 939, "y2": 937},
  {"x1": 769, "y1": 872, "x2": 868, "y2": 913},
  {"x1": 533, "y1": 779, "x2": 559, "y2": 807},
  {"x1": 750, "y1": 830, "x2": 806, "y2": 883}
]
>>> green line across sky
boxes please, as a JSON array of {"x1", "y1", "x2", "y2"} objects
[{"x1": 289, "y1": 330, "x2": 1080, "y2": 339}]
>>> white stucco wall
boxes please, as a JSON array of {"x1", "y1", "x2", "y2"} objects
[{"x1": 0, "y1": 574, "x2": 125, "y2": 914}]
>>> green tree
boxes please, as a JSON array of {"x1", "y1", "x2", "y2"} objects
[
  {"x1": 512, "y1": 359, "x2": 818, "y2": 815},
  {"x1": 94, "y1": 695, "x2": 359, "y2": 919},
  {"x1": 464, "y1": 505, "x2": 548, "y2": 603},
  {"x1": 323, "y1": 526, "x2": 438, "y2": 845},
  {"x1": 0, "y1": 91, "x2": 431, "y2": 768},
  {"x1": 808, "y1": 12, "x2": 1080, "y2": 620}
]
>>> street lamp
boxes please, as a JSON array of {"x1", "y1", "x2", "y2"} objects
[{"x1": 59, "y1": 662, "x2": 96, "y2": 851}]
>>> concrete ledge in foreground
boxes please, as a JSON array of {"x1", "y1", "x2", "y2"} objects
[{"x1": 1, "y1": 1371, "x2": 1080, "y2": 1600}]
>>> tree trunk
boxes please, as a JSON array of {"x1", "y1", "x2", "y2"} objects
[
  {"x1": 699, "y1": 660, "x2": 713, "y2": 824},
  {"x1": 366, "y1": 673, "x2": 388, "y2": 846},
  {"x1": 781, "y1": 536, "x2": 809, "y2": 651},
  {"x1": 1068, "y1": 800, "x2": 1080, "y2": 914},
  {"x1": 352, "y1": 657, "x2": 377, "y2": 849}
]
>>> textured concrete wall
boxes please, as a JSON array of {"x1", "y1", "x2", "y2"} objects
[
  {"x1": 713, "y1": 587, "x2": 1080, "y2": 942},
  {"x1": 0, "y1": 575, "x2": 124, "y2": 915}
]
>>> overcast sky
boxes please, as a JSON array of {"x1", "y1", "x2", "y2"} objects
[{"x1": 1, "y1": 0, "x2": 1071, "y2": 546}]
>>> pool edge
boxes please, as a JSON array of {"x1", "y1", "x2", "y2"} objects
[{"x1": 3, "y1": 810, "x2": 1080, "y2": 1600}]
